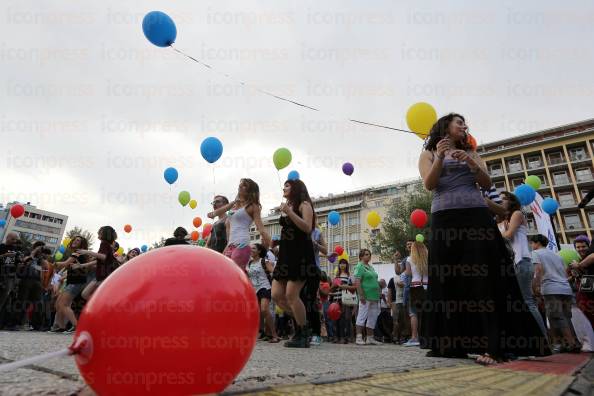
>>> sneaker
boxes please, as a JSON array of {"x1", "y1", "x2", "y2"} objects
[
  {"x1": 310, "y1": 335, "x2": 321, "y2": 346},
  {"x1": 22, "y1": 324, "x2": 34, "y2": 331},
  {"x1": 65, "y1": 326, "x2": 76, "y2": 334},
  {"x1": 403, "y1": 339, "x2": 420, "y2": 347},
  {"x1": 355, "y1": 335, "x2": 366, "y2": 345},
  {"x1": 366, "y1": 337, "x2": 382, "y2": 345},
  {"x1": 48, "y1": 326, "x2": 65, "y2": 333}
]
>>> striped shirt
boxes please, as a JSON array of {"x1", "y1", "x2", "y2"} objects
[{"x1": 482, "y1": 185, "x2": 503, "y2": 204}]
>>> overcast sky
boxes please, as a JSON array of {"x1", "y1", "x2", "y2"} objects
[{"x1": 2, "y1": 0, "x2": 593, "y2": 249}]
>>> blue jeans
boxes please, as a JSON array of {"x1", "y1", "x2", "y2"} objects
[{"x1": 515, "y1": 257, "x2": 547, "y2": 336}]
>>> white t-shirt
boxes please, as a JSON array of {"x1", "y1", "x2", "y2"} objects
[{"x1": 380, "y1": 287, "x2": 389, "y2": 308}]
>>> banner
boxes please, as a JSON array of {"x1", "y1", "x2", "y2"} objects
[{"x1": 529, "y1": 192, "x2": 558, "y2": 252}]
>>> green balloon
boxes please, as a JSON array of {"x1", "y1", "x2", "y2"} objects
[
  {"x1": 178, "y1": 191, "x2": 191, "y2": 207},
  {"x1": 558, "y1": 249, "x2": 580, "y2": 266},
  {"x1": 415, "y1": 234, "x2": 425, "y2": 243},
  {"x1": 198, "y1": 239, "x2": 206, "y2": 247},
  {"x1": 54, "y1": 252, "x2": 63, "y2": 261},
  {"x1": 273, "y1": 148, "x2": 292, "y2": 170},
  {"x1": 525, "y1": 175, "x2": 542, "y2": 190}
]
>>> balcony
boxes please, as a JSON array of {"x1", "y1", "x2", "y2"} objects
[
  {"x1": 526, "y1": 162, "x2": 545, "y2": 171},
  {"x1": 576, "y1": 174, "x2": 594, "y2": 183},
  {"x1": 489, "y1": 169, "x2": 504, "y2": 177}
]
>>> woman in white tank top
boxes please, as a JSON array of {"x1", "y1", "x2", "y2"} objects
[
  {"x1": 207, "y1": 179, "x2": 271, "y2": 271},
  {"x1": 500, "y1": 191, "x2": 547, "y2": 336}
]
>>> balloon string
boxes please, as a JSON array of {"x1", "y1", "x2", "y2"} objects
[
  {"x1": 169, "y1": 45, "x2": 427, "y2": 138},
  {"x1": 0, "y1": 348, "x2": 71, "y2": 372}
]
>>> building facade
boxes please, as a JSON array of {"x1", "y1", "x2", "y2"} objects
[
  {"x1": 0, "y1": 202, "x2": 68, "y2": 251},
  {"x1": 478, "y1": 118, "x2": 594, "y2": 244},
  {"x1": 250, "y1": 179, "x2": 422, "y2": 274}
]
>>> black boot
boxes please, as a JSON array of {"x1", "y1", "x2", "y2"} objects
[{"x1": 284, "y1": 325, "x2": 309, "y2": 348}]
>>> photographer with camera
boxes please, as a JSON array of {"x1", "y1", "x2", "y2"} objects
[
  {"x1": 0, "y1": 232, "x2": 24, "y2": 329},
  {"x1": 13, "y1": 241, "x2": 52, "y2": 330}
]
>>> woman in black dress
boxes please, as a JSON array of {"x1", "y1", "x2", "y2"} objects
[
  {"x1": 418, "y1": 113, "x2": 550, "y2": 364},
  {"x1": 272, "y1": 179, "x2": 317, "y2": 348}
]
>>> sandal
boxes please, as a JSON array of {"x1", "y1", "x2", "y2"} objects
[
  {"x1": 476, "y1": 354, "x2": 499, "y2": 366},
  {"x1": 268, "y1": 337, "x2": 281, "y2": 343}
]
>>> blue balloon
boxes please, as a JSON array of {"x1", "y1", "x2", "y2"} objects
[
  {"x1": 142, "y1": 11, "x2": 177, "y2": 47},
  {"x1": 288, "y1": 170, "x2": 300, "y2": 181},
  {"x1": 542, "y1": 198, "x2": 559, "y2": 215},
  {"x1": 141, "y1": 245, "x2": 148, "y2": 252},
  {"x1": 513, "y1": 184, "x2": 536, "y2": 206},
  {"x1": 328, "y1": 211, "x2": 340, "y2": 226},
  {"x1": 200, "y1": 137, "x2": 223, "y2": 163},
  {"x1": 163, "y1": 167, "x2": 178, "y2": 185},
  {"x1": 58, "y1": 245, "x2": 66, "y2": 254},
  {"x1": 0, "y1": 219, "x2": 6, "y2": 228}
]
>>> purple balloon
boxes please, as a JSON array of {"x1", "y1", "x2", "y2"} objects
[
  {"x1": 342, "y1": 162, "x2": 354, "y2": 176},
  {"x1": 328, "y1": 254, "x2": 337, "y2": 263}
]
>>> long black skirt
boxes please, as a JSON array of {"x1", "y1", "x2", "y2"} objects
[{"x1": 419, "y1": 207, "x2": 551, "y2": 358}]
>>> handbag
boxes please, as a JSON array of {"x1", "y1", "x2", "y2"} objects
[
  {"x1": 341, "y1": 289, "x2": 359, "y2": 306},
  {"x1": 580, "y1": 275, "x2": 594, "y2": 293}
]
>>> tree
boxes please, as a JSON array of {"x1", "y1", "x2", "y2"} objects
[
  {"x1": 370, "y1": 183, "x2": 432, "y2": 261},
  {"x1": 151, "y1": 237, "x2": 167, "y2": 249},
  {"x1": 65, "y1": 227, "x2": 96, "y2": 249}
]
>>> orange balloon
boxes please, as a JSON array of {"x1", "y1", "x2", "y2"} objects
[
  {"x1": 191, "y1": 231, "x2": 199, "y2": 241},
  {"x1": 124, "y1": 224, "x2": 132, "y2": 233},
  {"x1": 467, "y1": 133, "x2": 477, "y2": 151},
  {"x1": 193, "y1": 217, "x2": 202, "y2": 228}
]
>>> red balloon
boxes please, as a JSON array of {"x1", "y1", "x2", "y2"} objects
[
  {"x1": 193, "y1": 217, "x2": 202, "y2": 228},
  {"x1": 334, "y1": 245, "x2": 344, "y2": 256},
  {"x1": 410, "y1": 209, "x2": 428, "y2": 228},
  {"x1": 124, "y1": 224, "x2": 132, "y2": 233},
  {"x1": 72, "y1": 246, "x2": 258, "y2": 395},
  {"x1": 467, "y1": 133, "x2": 477, "y2": 151},
  {"x1": 328, "y1": 302, "x2": 342, "y2": 321},
  {"x1": 10, "y1": 204, "x2": 24, "y2": 219},
  {"x1": 191, "y1": 230, "x2": 199, "y2": 241},
  {"x1": 202, "y1": 224, "x2": 213, "y2": 238}
]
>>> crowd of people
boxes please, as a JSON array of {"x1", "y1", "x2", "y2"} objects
[{"x1": 1, "y1": 113, "x2": 593, "y2": 366}]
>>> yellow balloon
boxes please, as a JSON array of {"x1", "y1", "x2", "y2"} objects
[
  {"x1": 406, "y1": 102, "x2": 437, "y2": 139},
  {"x1": 62, "y1": 238, "x2": 71, "y2": 247},
  {"x1": 367, "y1": 211, "x2": 381, "y2": 228},
  {"x1": 117, "y1": 247, "x2": 124, "y2": 256},
  {"x1": 338, "y1": 252, "x2": 349, "y2": 262},
  {"x1": 189, "y1": 199, "x2": 197, "y2": 209}
]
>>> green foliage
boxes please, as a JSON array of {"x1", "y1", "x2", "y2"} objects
[
  {"x1": 151, "y1": 237, "x2": 167, "y2": 249},
  {"x1": 370, "y1": 183, "x2": 432, "y2": 261}
]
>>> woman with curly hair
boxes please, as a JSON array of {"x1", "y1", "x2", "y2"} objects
[{"x1": 418, "y1": 113, "x2": 550, "y2": 365}]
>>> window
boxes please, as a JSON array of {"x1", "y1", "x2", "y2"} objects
[
  {"x1": 347, "y1": 213, "x2": 360, "y2": 226},
  {"x1": 512, "y1": 178, "x2": 524, "y2": 188},
  {"x1": 569, "y1": 147, "x2": 587, "y2": 161},
  {"x1": 373, "y1": 201, "x2": 383, "y2": 208},
  {"x1": 558, "y1": 192, "x2": 575, "y2": 207},
  {"x1": 14, "y1": 220, "x2": 60, "y2": 234},
  {"x1": 350, "y1": 249, "x2": 360, "y2": 258},
  {"x1": 564, "y1": 214, "x2": 582, "y2": 230},
  {"x1": 547, "y1": 152, "x2": 564, "y2": 165},
  {"x1": 349, "y1": 232, "x2": 359, "y2": 241},
  {"x1": 552, "y1": 171, "x2": 569, "y2": 185},
  {"x1": 507, "y1": 158, "x2": 522, "y2": 173},
  {"x1": 526, "y1": 156, "x2": 543, "y2": 169},
  {"x1": 494, "y1": 181, "x2": 506, "y2": 192},
  {"x1": 535, "y1": 175, "x2": 548, "y2": 187},
  {"x1": 333, "y1": 234, "x2": 343, "y2": 243},
  {"x1": 588, "y1": 212, "x2": 594, "y2": 227},
  {"x1": 489, "y1": 163, "x2": 503, "y2": 176},
  {"x1": 575, "y1": 168, "x2": 593, "y2": 182}
]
